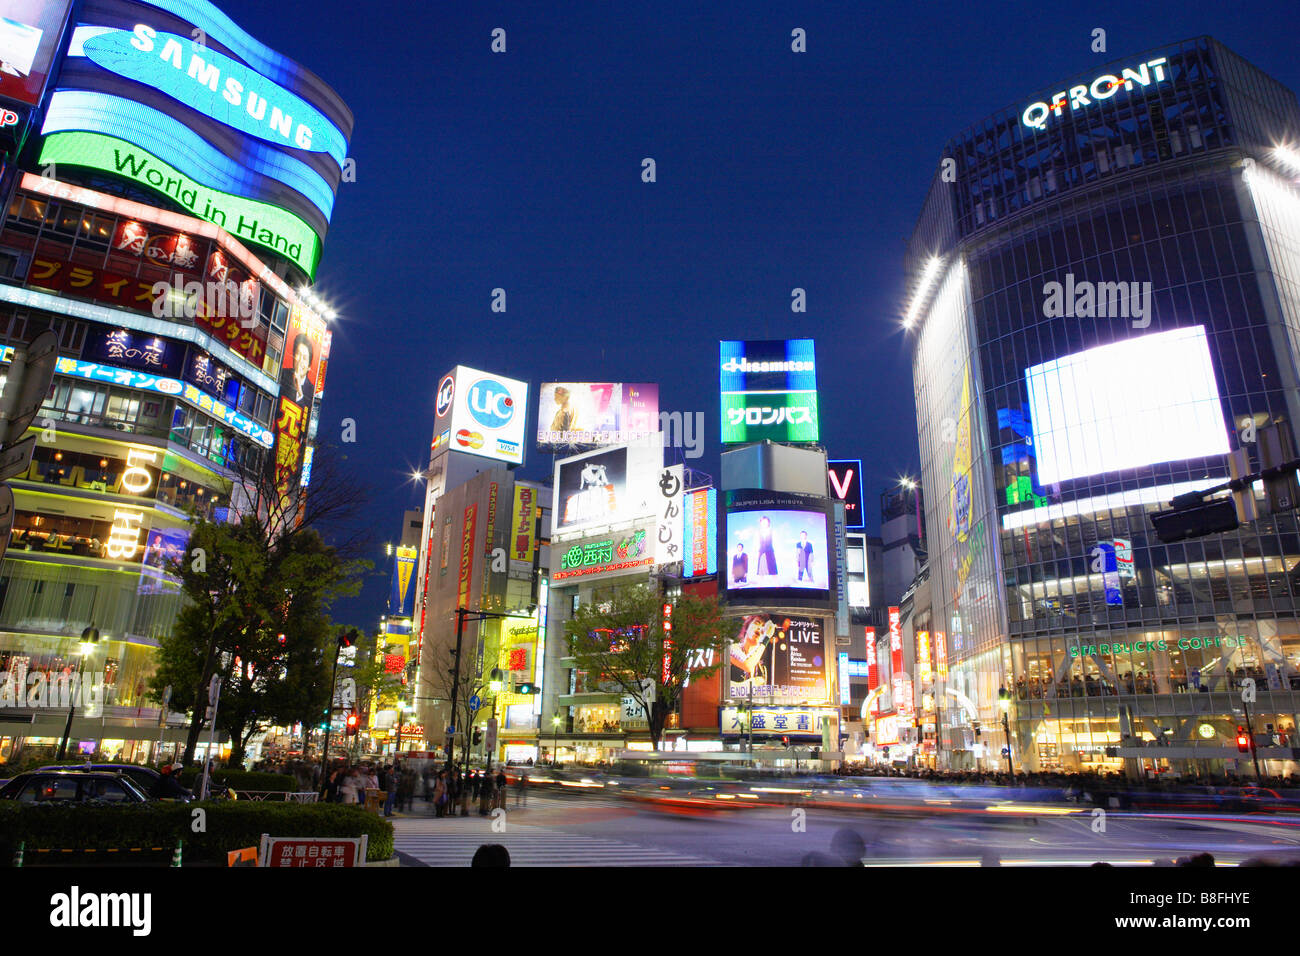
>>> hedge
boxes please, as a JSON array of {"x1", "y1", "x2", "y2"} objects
[
  {"x1": 175, "y1": 769, "x2": 297, "y2": 793},
  {"x1": 0, "y1": 801, "x2": 393, "y2": 863}
]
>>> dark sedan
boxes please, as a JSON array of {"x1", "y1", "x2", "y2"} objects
[
  {"x1": 39, "y1": 763, "x2": 191, "y2": 801},
  {"x1": 0, "y1": 770, "x2": 150, "y2": 803}
]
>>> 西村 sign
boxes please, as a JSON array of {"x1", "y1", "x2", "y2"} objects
[
  {"x1": 39, "y1": 132, "x2": 322, "y2": 277},
  {"x1": 553, "y1": 528, "x2": 653, "y2": 581},
  {"x1": 1021, "y1": 57, "x2": 1169, "y2": 131}
]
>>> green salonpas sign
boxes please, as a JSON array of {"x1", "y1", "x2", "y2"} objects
[
  {"x1": 38, "y1": 131, "x2": 323, "y2": 277},
  {"x1": 720, "y1": 390, "x2": 820, "y2": 443}
]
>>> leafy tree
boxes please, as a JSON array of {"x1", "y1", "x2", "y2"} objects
[
  {"x1": 565, "y1": 584, "x2": 727, "y2": 751},
  {"x1": 148, "y1": 447, "x2": 370, "y2": 766}
]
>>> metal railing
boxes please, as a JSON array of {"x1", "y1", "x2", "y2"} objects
[{"x1": 233, "y1": 790, "x2": 320, "y2": 803}]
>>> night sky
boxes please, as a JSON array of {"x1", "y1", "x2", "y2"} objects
[{"x1": 211, "y1": 0, "x2": 1300, "y2": 627}]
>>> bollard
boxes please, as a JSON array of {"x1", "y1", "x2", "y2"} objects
[
  {"x1": 171, "y1": 839, "x2": 182, "y2": 868},
  {"x1": 12, "y1": 841, "x2": 23, "y2": 868}
]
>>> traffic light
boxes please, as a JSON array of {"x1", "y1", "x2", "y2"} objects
[
  {"x1": 1236, "y1": 726, "x2": 1250, "y2": 753},
  {"x1": 781, "y1": 735, "x2": 790, "y2": 747},
  {"x1": 345, "y1": 712, "x2": 359, "y2": 736},
  {"x1": 516, "y1": 682, "x2": 538, "y2": 695},
  {"x1": 1150, "y1": 496, "x2": 1239, "y2": 543},
  {"x1": 1259, "y1": 423, "x2": 1300, "y2": 514},
  {"x1": 472, "y1": 727, "x2": 482, "y2": 746}
]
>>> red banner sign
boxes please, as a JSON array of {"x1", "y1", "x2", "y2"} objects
[
  {"x1": 26, "y1": 254, "x2": 267, "y2": 366},
  {"x1": 458, "y1": 505, "x2": 477, "y2": 610}
]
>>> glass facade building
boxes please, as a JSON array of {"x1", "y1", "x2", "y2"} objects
[{"x1": 907, "y1": 37, "x2": 1300, "y2": 775}]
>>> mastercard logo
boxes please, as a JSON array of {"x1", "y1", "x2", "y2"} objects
[{"x1": 456, "y1": 429, "x2": 484, "y2": 449}]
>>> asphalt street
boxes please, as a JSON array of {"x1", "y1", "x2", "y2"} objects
[{"x1": 391, "y1": 791, "x2": 1300, "y2": 866}]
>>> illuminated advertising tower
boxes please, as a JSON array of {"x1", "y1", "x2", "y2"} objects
[
  {"x1": 0, "y1": 0, "x2": 351, "y2": 761},
  {"x1": 907, "y1": 37, "x2": 1300, "y2": 775},
  {"x1": 717, "y1": 339, "x2": 845, "y2": 764}
]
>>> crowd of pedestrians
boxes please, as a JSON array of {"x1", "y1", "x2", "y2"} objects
[{"x1": 424, "y1": 766, "x2": 523, "y2": 817}]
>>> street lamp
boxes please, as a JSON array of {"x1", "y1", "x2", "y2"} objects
[
  {"x1": 998, "y1": 686, "x2": 1014, "y2": 776},
  {"x1": 394, "y1": 701, "x2": 409, "y2": 758},
  {"x1": 56, "y1": 626, "x2": 100, "y2": 760}
]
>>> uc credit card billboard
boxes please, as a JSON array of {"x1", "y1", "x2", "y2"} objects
[
  {"x1": 719, "y1": 339, "x2": 819, "y2": 443},
  {"x1": 432, "y1": 365, "x2": 529, "y2": 466}
]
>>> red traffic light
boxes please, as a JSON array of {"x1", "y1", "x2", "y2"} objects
[
  {"x1": 781, "y1": 735, "x2": 790, "y2": 747},
  {"x1": 1237, "y1": 726, "x2": 1250, "y2": 753},
  {"x1": 345, "y1": 712, "x2": 360, "y2": 735}
]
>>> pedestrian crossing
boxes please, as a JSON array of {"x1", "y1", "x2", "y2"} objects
[{"x1": 392, "y1": 816, "x2": 729, "y2": 867}]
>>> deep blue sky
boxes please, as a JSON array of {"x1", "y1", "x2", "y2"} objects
[{"x1": 213, "y1": 0, "x2": 1300, "y2": 628}]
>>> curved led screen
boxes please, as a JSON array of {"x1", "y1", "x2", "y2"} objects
[
  {"x1": 81, "y1": 27, "x2": 347, "y2": 166},
  {"x1": 43, "y1": 89, "x2": 336, "y2": 222},
  {"x1": 112, "y1": 0, "x2": 354, "y2": 124},
  {"x1": 39, "y1": 131, "x2": 323, "y2": 276}
]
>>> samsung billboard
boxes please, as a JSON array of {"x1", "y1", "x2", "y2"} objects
[{"x1": 43, "y1": 0, "x2": 353, "y2": 269}]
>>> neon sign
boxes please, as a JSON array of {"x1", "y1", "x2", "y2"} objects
[
  {"x1": 1021, "y1": 58, "x2": 1168, "y2": 131},
  {"x1": 51, "y1": 356, "x2": 274, "y2": 447},
  {"x1": 40, "y1": 132, "x2": 322, "y2": 276},
  {"x1": 81, "y1": 26, "x2": 346, "y2": 166},
  {"x1": 43, "y1": 91, "x2": 337, "y2": 221}
]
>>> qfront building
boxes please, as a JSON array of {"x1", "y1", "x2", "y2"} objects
[
  {"x1": 0, "y1": 0, "x2": 351, "y2": 763},
  {"x1": 907, "y1": 37, "x2": 1300, "y2": 776}
]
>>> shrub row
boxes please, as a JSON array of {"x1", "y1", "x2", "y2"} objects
[
  {"x1": 0, "y1": 801, "x2": 393, "y2": 863},
  {"x1": 175, "y1": 769, "x2": 298, "y2": 793}
]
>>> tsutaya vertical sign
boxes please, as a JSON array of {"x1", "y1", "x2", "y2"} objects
[
  {"x1": 1021, "y1": 57, "x2": 1169, "y2": 131},
  {"x1": 107, "y1": 448, "x2": 159, "y2": 560}
]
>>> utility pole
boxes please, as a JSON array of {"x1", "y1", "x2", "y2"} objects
[{"x1": 1242, "y1": 695, "x2": 1263, "y2": 780}]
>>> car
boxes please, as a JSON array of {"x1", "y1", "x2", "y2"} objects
[
  {"x1": 38, "y1": 763, "x2": 192, "y2": 801},
  {"x1": 0, "y1": 769, "x2": 150, "y2": 803}
]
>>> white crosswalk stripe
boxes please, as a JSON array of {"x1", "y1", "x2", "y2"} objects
[{"x1": 393, "y1": 817, "x2": 728, "y2": 867}]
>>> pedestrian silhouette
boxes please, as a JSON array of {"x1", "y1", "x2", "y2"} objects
[{"x1": 472, "y1": 843, "x2": 511, "y2": 867}]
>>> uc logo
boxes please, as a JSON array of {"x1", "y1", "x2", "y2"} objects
[
  {"x1": 436, "y1": 375, "x2": 455, "y2": 418},
  {"x1": 468, "y1": 379, "x2": 515, "y2": 429}
]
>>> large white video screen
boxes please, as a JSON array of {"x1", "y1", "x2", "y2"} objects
[{"x1": 1025, "y1": 325, "x2": 1230, "y2": 486}]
